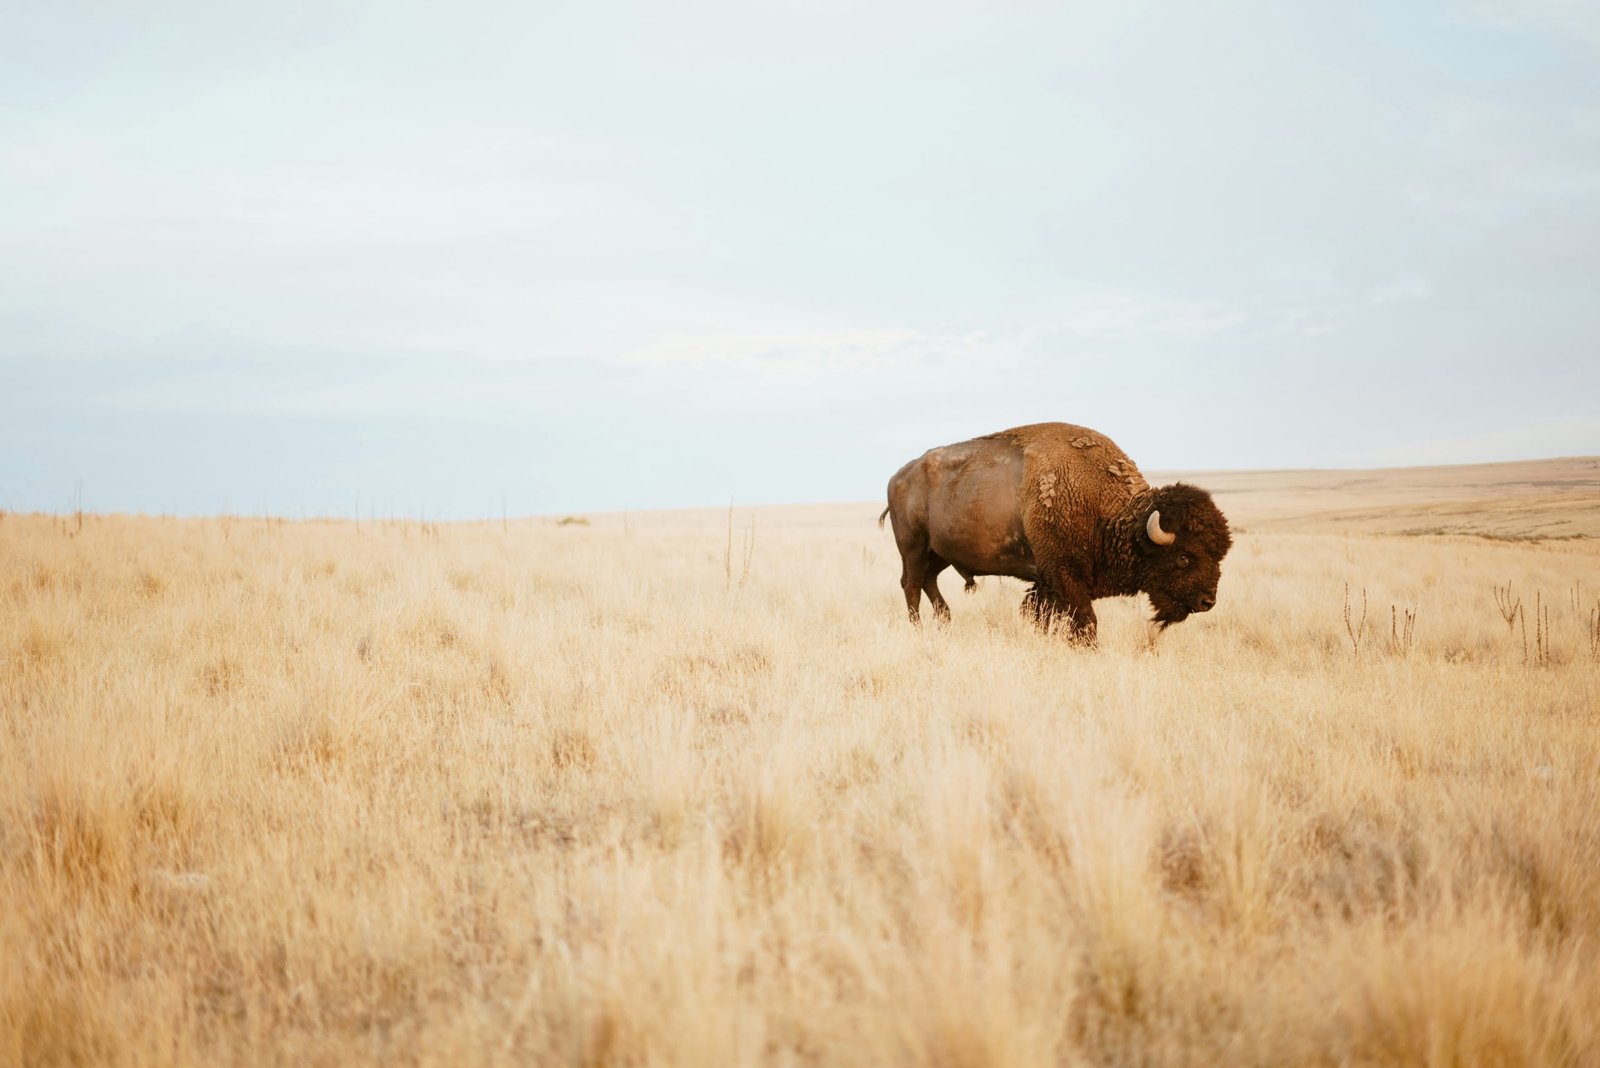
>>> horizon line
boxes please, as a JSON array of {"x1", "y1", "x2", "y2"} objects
[{"x1": 7, "y1": 452, "x2": 1596, "y2": 525}]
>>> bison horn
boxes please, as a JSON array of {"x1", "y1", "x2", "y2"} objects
[{"x1": 1147, "y1": 510, "x2": 1176, "y2": 546}]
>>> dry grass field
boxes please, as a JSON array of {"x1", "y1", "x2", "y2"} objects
[{"x1": 4, "y1": 458, "x2": 1600, "y2": 1066}]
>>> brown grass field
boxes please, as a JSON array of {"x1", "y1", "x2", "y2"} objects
[{"x1": 4, "y1": 457, "x2": 1600, "y2": 1066}]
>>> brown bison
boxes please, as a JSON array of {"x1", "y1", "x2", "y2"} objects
[{"x1": 878, "y1": 422, "x2": 1231, "y2": 641}]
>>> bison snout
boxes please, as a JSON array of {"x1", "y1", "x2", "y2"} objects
[{"x1": 1195, "y1": 594, "x2": 1216, "y2": 612}]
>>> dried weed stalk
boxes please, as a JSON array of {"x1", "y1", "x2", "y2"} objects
[
  {"x1": 1533, "y1": 591, "x2": 1551, "y2": 668},
  {"x1": 725, "y1": 503, "x2": 756, "y2": 590},
  {"x1": 1520, "y1": 590, "x2": 1552, "y2": 668},
  {"x1": 1344, "y1": 584, "x2": 1368, "y2": 658},
  {"x1": 1493, "y1": 581, "x2": 1521, "y2": 632},
  {"x1": 1388, "y1": 605, "x2": 1417, "y2": 659}
]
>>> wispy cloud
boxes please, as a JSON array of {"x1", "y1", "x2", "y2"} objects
[
  {"x1": 1470, "y1": 1, "x2": 1600, "y2": 51},
  {"x1": 618, "y1": 325, "x2": 1032, "y2": 375},
  {"x1": 85, "y1": 357, "x2": 603, "y2": 421},
  {"x1": 1053, "y1": 294, "x2": 1248, "y2": 341},
  {"x1": 1369, "y1": 277, "x2": 1434, "y2": 305},
  {"x1": 617, "y1": 293, "x2": 1253, "y2": 375}
]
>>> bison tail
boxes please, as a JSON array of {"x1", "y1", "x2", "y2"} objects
[{"x1": 877, "y1": 505, "x2": 891, "y2": 529}]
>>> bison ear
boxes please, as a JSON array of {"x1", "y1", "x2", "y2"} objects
[{"x1": 1146, "y1": 510, "x2": 1177, "y2": 546}]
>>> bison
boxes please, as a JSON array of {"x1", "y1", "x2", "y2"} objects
[{"x1": 878, "y1": 422, "x2": 1231, "y2": 642}]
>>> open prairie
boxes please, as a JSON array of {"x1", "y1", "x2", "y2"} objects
[{"x1": 4, "y1": 458, "x2": 1600, "y2": 1066}]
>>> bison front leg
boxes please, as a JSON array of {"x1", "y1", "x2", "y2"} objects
[
  {"x1": 1021, "y1": 580, "x2": 1097, "y2": 646},
  {"x1": 1062, "y1": 598, "x2": 1098, "y2": 646}
]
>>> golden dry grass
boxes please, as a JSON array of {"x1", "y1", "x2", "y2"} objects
[{"x1": 3, "y1": 468, "x2": 1600, "y2": 1066}]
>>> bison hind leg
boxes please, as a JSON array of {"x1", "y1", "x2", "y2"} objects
[
  {"x1": 922, "y1": 553, "x2": 953, "y2": 624},
  {"x1": 900, "y1": 564, "x2": 923, "y2": 624}
]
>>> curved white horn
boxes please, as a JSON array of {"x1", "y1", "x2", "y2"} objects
[{"x1": 1147, "y1": 510, "x2": 1176, "y2": 546}]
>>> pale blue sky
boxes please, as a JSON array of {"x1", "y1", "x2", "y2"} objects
[{"x1": 3, "y1": 1, "x2": 1598, "y2": 516}]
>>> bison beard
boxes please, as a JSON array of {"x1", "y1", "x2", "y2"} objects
[
  {"x1": 1145, "y1": 593, "x2": 1192, "y2": 630},
  {"x1": 880, "y1": 423, "x2": 1231, "y2": 642}
]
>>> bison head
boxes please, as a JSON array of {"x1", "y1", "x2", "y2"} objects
[{"x1": 1136, "y1": 483, "x2": 1232, "y2": 628}]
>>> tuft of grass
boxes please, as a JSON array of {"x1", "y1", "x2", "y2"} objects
[
  {"x1": 17, "y1": 619, "x2": 69, "y2": 669},
  {"x1": 135, "y1": 570, "x2": 167, "y2": 599}
]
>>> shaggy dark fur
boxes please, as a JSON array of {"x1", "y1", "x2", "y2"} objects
[{"x1": 879, "y1": 423, "x2": 1232, "y2": 642}]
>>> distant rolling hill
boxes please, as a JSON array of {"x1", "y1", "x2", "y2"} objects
[{"x1": 1149, "y1": 456, "x2": 1600, "y2": 541}]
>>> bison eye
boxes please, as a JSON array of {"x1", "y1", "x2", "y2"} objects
[{"x1": 1177, "y1": 553, "x2": 1191, "y2": 568}]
